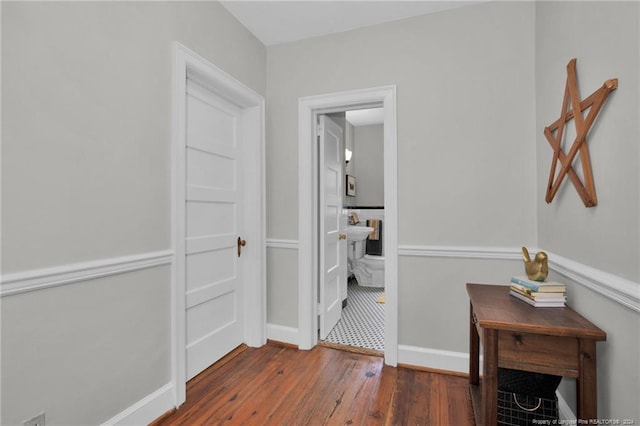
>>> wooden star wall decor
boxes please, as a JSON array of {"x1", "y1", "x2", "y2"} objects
[{"x1": 544, "y1": 58, "x2": 618, "y2": 207}]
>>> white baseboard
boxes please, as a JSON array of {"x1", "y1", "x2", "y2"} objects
[
  {"x1": 101, "y1": 382, "x2": 175, "y2": 426},
  {"x1": 556, "y1": 390, "x2": 576, "y2": 421},
  {"x1": 398, "y1": 344, "x2": 469, "y2": 374},
  {"x1": 266, "y1": 323, "x2": 298, "y2": 346}
]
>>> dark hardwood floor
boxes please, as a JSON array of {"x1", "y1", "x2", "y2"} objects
[{"x1": 153, "y1": 341, "x2": 475, "y2": 425}]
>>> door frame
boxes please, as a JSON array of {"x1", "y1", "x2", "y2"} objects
[
  {"x1": 298, "y1": 86, "x2": 398, "y2": 366},
  {"x1": 171, "y1": 42, "x2": 266, "y2": 405}
]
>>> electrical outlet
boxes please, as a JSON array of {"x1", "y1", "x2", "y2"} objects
[{"x1": 23, "y1": 413, "x2": 45, "y2": 426}]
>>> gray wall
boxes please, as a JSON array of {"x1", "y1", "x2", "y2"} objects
[
  {"x1": 1, "y1": 2, "x2": 266, "y2": 425},
  {"x1": 266, "y1": 0, "x2": 639, "y2": 418},
  {"x1": 266, "y1": 0, "x2": 537, "y2": 351},
  {"x1": 267, "y1": 1, "x2": 537, "y2": 246},
  {"x1": 2, "y1": 268, "x2": 171, "y2": 425},
  {"x1": 351, "y1": 124, "x2": 384, "y2": 207},
  {"x1": 535, "y1": 1, "x2": 640, "y2": 419},
  {"x1": 3, "y1": 0, "x2": 638, "y2": 423},
  {"x1": 344, "y1": 120, "x2": 357, "y2": 206},
  {"x1": 536, "y1": 1, "x2": 639, "y2": 283}
]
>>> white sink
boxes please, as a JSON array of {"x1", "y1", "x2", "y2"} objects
[{"x1": 346, "y1": 226, "x2": 374, "y2": 242}]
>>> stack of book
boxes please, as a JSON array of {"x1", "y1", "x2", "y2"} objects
[{"x1": 510, "y1": 276, "x2": 567, "y2": 307}]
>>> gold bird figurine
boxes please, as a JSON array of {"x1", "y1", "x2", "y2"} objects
[{"x1": 521, "y1": 247, "x2": 548, "y2": 282}]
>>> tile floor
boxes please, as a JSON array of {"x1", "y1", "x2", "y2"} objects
[{"x1": 324, "y1": 279, "x2": 385, "y2": 352}]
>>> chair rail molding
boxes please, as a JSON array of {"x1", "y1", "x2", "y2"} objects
[
  {"x1": 398, "y1": 244, "x2": 521, "y2": 260},
  {"x1": 398, "y1": 244, "x2": 640, "y2": 313},
  {"x1": 266, "y1": 239, "x2": 299, "y2": 250},
  {"x1": 547, "y1": 250, "x2": 640, "y2": 313},
  {"x1": 0, "y1": 250, "x2": 174, "y2": 297}
]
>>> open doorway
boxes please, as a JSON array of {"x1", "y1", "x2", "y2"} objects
[
  {"x1": 321, "y1": 109, "x2": 385, "y2": 354},
  {"x1": 297, "y1": 86, "x2": 399, "y2": 366}
]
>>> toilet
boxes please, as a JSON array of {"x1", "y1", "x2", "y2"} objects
[
  {"x1": 353, "y1": 254, "x2": 385, "y2": 288},
  {"x1": 347, "y1": 215, "x2": 385, "y2": 288}
]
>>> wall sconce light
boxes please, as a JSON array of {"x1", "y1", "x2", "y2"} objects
[{"x1": 345, "y1": 148, "x2": 353, "y2": 165}]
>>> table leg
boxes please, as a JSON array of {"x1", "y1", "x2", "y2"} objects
[
  {"x1": 577, "y1": 339, "x2": 598, "y2": 422},
  {"x1": 470, "y1": 303, "x2": 479, "y2": 386},
  {"x1": 482, "y1": 329, "x2": 498, "y2": 426}
]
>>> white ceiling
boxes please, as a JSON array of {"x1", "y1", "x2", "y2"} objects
[
  {"x1": 221, "y1": 1, "x2": 483, "y2": 126},
  {"x1": 220, "y1": 1, "x2": 483, "y2": 46},
  {"x1": 346, "y1": 108, "x2": 384, "y2": 127}
]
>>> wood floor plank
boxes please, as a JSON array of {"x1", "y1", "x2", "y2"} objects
[
  {"x1": 163, "y1": 345, "x2": 283, "y2": 425},
  {"x1": 427, "y1": 373, "x2": 446, "y2": 424},
  {"x1": 398, "y1": 367, "x2": 431, "y2": 424},
  {"x1": 311, "y1": 353, "x2": 372, "y2": 423},
  {"x1": 447, "y1": 373, "x2": 478, "y2": 425},
  {"x1": 196, "y1": 345, "x2": 293, "y2": 424},
  {"x1": 224, "y1": 347, "x2": 335, "y2": 424},
  {"x1": 267, "y1": 349, "x2": 346, "y2": 424},
  {"x1": 366, "y1": 364, "x2": 398, "y2": 424},
  {"x1": 202, "y1": 348, "x2": 295, "y2": 424},
  {"x1": 323, "y1": 355, "x2": 384, "y2": 424},
  {"x1": 154, "y1": 342, "x2": 475, "y2": 426},
  {"x1": 282, "y1": 350, "x2": 358, "y2": 424}
]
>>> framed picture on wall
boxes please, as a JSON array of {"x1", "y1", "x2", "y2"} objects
[{"x1": 346, "y1": 175, "x2": 356, "y2": 197}]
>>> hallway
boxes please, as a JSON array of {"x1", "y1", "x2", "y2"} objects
[{"x1": 153, "y1": 342, "x2": 475, "y2": 425}]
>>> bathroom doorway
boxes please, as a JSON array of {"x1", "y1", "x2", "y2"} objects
[
  {"x1": 297, "y1": 86, "x2": 399, "y2": 366},
  {"x1": 321, "y1": 109, "x2": 386, "y2": 354}
]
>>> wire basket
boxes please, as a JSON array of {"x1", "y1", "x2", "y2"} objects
[
  {"x1": 497, "y1": 390, "x2": 559, "y2": 426},
  {"x1": 498, "y1": 367, "x2": 562, "y2": 400}
]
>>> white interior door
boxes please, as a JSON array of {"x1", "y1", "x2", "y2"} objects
[
  {"x1": 184, "y1": 78, "x2": 244, "y2": 380},
  {"x1": 318, "y1": 115, "x2": 346, "y2": 339}
]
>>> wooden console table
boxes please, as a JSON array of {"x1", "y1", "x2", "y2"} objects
[{"x1": 467, "y1": 283, "x2": 606, "y2": 425}]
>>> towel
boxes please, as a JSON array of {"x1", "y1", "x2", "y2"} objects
[
  {"x1": 366, "y1": 220, "x2": 383, "y2": 255},
  {"x1": 368, "y1": 219, "x2": 380, "y2": 240}
]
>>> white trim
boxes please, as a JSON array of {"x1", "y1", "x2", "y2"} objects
[
  {"x1": 547, "y1": 250, "x2": 640, "y2": 313},
  {"x1": 241, "y1": 101, "x2": 268, "y2": 348},
  {"x1": 0, "y1": 250, "x2": 173, "y2": 297},
  {"x1": 557, "y1": 390, "x2": 576, "y2": 421},
  {"x1": 298, "y1": 85, "x2": 398, "y2": 366},
  {"x1": 397, "y1": 245, "x2": 640, "y2": 312},
  {"x1": 172, "y1": 42, "x2": 266, "y2": 408},
  {"x1": 298, "y1": 94, "x2": 316, "y2": 352},
  {"x1": 266, "y1": 239, "x2": 299, "y2": 250},
  {"x1": 100, "y1": 383, "x2": 174, "y2": 426},
  {"x1": 266, "y1": 323, "x2": 299, "y2": 346},
  {"x1": 172, "y1": 41, "x2": 188, "y2": 408},
  {"x1": 398, "y1": 344, "x2": 469, "y2": 374},
  {"x1": 398, "y1": 245, "x2": 522, "y2": 260}
]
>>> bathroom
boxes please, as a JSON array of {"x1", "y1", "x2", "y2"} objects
[{"x1": 323, "y1": 108, "x2": 385, "y2": 352}]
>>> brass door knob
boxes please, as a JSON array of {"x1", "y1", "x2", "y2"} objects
[
  {"x1": 237, "y1": 237, "x2": 247, "y2": 257},
  {"x1": 338, "y1": 234, "x2": 347, "y2": 240}
]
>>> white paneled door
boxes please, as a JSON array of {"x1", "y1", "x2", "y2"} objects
[
  {"x1": 184, "y1": 78, "x2": 244, "y2": 380},
  {"x1": 318, "y1": 115, "x2": 347, "y2": 339}
]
